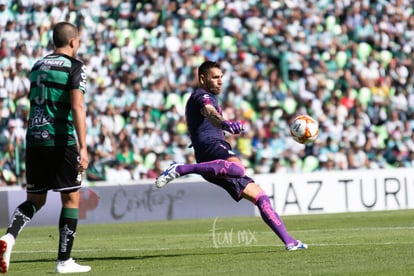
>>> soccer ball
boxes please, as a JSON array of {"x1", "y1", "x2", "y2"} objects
[{"x1": 290, "y1": 115, "x2": 319, "y2": 144}]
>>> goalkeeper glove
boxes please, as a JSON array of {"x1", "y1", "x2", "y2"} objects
[{"x1": 222, "y1": 121, "x2": 244, "y2": 135}]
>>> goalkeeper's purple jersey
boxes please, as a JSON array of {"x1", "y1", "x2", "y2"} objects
[{"x1": 185, "y1": 88, "x2": 225, "y2": 147}]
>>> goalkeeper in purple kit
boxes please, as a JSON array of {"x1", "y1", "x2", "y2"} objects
[{"x1": 156, "y1": 60, "x2": 307, "y2": 251}]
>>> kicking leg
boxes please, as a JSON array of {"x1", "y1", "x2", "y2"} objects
[
  {"x1": 156, "y1": 159, "x2": 245, "y2": 188},
  {"x1": 177, "y1": 160, "x2": 245, "y2": 178},
  {"x1": 242, "y1": 183, "x2": 307, "y2": 250}
]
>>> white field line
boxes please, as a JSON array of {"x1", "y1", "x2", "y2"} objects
[
  {"x1": 15, "y1": 225, "x2": 414, "y2": 243},
  {"x1": 11, "y1": 225, "x2": 414, "y2": 254},
  {"x1": 11, "y1": 240, "x2": 414, "y2": 255}
]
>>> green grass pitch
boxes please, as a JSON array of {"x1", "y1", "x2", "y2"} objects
[{"x1": 1, "y1": 209, "x2": 414, "y2": 275}]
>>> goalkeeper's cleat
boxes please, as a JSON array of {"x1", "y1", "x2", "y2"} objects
[
  {"x1": 56, "y1": 258, "x2": 91, "y2": 274},
  {"x1": 155, "y1": 162, "x2": 181, "y2": 188},
  {"x1": 0, "y1": 234, "x2": 15, "y2": 274},
  {"x1": 286, "y1": 240, "x2": 308, "y2": 251}
]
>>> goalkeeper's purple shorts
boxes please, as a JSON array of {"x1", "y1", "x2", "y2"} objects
[{"x1": 194, "y1": 140, "x2": 254, "y2": 202}]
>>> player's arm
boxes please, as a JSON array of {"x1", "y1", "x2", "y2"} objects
[
  {"x1": 201, "y1": 104, "x2": 243, "y2": 134},
  {"x1": 71, "y1": 88, "x2": 88, "y2": 172},
  {"x1": 70, "y1": 63, "x2": 89, "y2": 172},
  {"x1": 200, "y1": 103, "x2": 224, "y2": 128}
]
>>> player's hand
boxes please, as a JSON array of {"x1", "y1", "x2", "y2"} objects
[
  {"x1": 222, "y1": 120, "x2": 244, "y2": 135},
  {"x1": 78, "y1": 147, "x2": 89, "y2": 173}
]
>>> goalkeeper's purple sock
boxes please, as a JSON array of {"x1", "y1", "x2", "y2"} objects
[
  {"x1": 255, "y1": 192, "x2": 296, "y2": 246},
  {"x1": 176, "y1": 160, "x2": 245, "y2": 178}
]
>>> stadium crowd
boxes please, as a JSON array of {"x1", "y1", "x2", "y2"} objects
[{"x1": 0, "y1": 0, "x2": 413, "y2": 186}]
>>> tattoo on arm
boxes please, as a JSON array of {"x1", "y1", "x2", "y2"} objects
[{"x1": 201, "y1": 104, "x2": 224, "y2": 128}]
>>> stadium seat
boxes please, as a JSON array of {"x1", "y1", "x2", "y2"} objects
[
  {"x1": 350, "y1": 88, "x2": 358, "y2": 99},
  {"x1": 302, "y1": 155, "x2": 319, "y2": 172},
  {"x1": 325, "y1": 79, "x2": 335, "y2": 91},
  {"x1": 272, "y1": 108, "x2": 284, "y2": 122},
  {"x1": 181, "y1": 92, "x2": 192, "y2": 107},
  {"x1": 379, "y1": 50, "x2": 393, "y2": 68},
  {"x1": 184, "y1": 18, "x2": 198, "y2": 36},
  {"x1": 373, "y1": 125, "x2": 388, "y2": 149},
  {"x1": 358, "y1": 87, "x2": 372, "y2": 107},
  {"x1": 325, "y1": 15, "x2": 336, "y2": 33},
  {"x1": 133, "y1": 28, "x2": 150, "y2": 47},
  {"x1": 201, "y1": 27, "x2": 219, "y2": 45},
  {"x1": 220, "y1": 35, "x2": 237, "y2": 53},
  {"x1": 115, "y1": 29, "x2": 131, "y2": 46},
  {"x1": 109, "y1": 47, "x2": 121, "y2": 66},
  {"x1": 165, "y1": 93, "x2": 183, "y2": 111},
  {"x1": 357, "y1": 42, "x2": 372, "y2": 63},
  {"x1": 149, "y1": 28, "x2": 159, "y2": 41},
  {"x1": 336, "y1": 51, "x2": 348, "y2": 69},
  {"x1": 204, "y1": 1, "x2": 225, "y2": 19},
  {"x1": 321, "y1": 51, "x2": 330, "y2": 61},
  {"x1": 282, "y1": 97, "x2": 297, "y2": 115},
  {"x1": 333, "y1": 24, "x2": 342, "y2": 35},
  {"x1": 144, "y1": 152, "x2": 157, "y2": 170},
  {"x1": 389, "y1": 86, "x2": 396, "y2": 97},
  {"x1": 40, "y1": 31, "x2": 50, "y2": 48}
]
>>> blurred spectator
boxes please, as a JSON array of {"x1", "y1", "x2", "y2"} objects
[
  {"x1": 0, "y1": 0, "x2": 413, "y2": 186},
  {"x1": 0, "y1": 142, "x2": 19, "y2": 186},
  {"x1": 105, "y1": 160, "x2": 132, "y2": 183},
  {"x1": 146, "y1": 159, "x2": 163, "y2": 179},
  {"x1": 86, "y1": 150, "x2": 107, "y2": 182},
  {"x1": 269, "y1": 158, "x2": 288, "y2": 174},
  {"x1": 129, "y1": 154, "x2": 148, "y2": 181}
]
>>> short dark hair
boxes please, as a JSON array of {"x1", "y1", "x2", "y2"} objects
[
  {"x1": 198, "y1": 60, "x2": 220, "y2": 79},
  {"x1": 52, "y1": 22, "x2": 78, "y2": 48}
]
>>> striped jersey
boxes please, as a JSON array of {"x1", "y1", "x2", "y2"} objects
[{"x1": 26, "y1": 53, "x2": 87, "y2": 147}]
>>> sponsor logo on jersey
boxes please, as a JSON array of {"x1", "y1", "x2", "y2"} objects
[
  {"x1": 28, "y1": 107, "x2": 53, "y2": 128},
  {"x1": 202, "y1": 94, "x2": 212, "y2": 105},
  {"x1": 39, "y1": 64, "x2": 51, "y2": 71},
  {"x1": 43, "y1": 60, "x2": 65, "y2": 66},
  {"x1": 41, "y1": 130, "x2": 49, "y2": 138}
]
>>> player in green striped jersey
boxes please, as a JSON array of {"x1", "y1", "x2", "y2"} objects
[{"x1": 0, "y1": 22, "x2": 91, "y2": 274}]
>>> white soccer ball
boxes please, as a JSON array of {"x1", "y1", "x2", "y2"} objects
[{"x1": 290, "y1": 114, "x2": 319, "y2": 144}]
